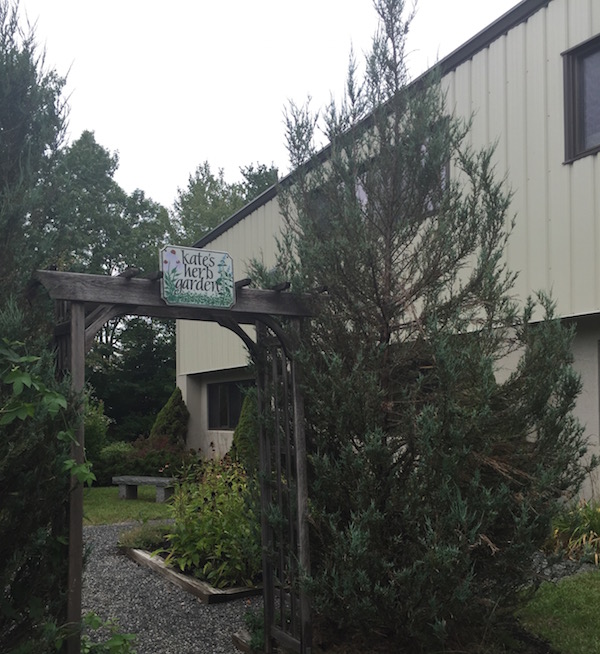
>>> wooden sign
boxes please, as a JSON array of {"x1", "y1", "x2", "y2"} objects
[{"x1": 160, "y1": 245, "x2": 235, "y2": 308}]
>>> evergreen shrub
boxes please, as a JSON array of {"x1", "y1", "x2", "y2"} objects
[
  {"x1": 266, "y1": 0, "x2": 595, "y2": 648},
  {"x1": 84, "y1": 392, "x2": 111, "y2": 468},
  {"x1": 231, "y1": 390, "x2": 259, "y2": 473},
  {"x1": 148, "y1": 386, "x2": 189, "y2": 447}
]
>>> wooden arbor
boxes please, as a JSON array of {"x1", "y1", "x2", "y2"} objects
[{"x1": 36, "y1": 270, "x2": 314, "y2": 654}]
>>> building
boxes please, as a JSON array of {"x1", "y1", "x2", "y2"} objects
[{"x1": 176, "y1": 0, "x2": 600, "y2": 493}]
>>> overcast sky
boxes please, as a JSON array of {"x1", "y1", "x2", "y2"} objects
[{"x1": 19, "y1": 0, "x2": 520, "y2": 209}]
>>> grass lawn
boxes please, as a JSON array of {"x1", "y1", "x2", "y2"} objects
[
  {"x1": 518, "y1": 570, "x2": 600, "y2": 654},
  {"x1": 83, "y1": 485, "x2": 172, "y2": 525}
]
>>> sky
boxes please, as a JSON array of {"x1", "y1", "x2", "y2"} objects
[{"x1": 18, "y1": 0, "x2": 520, "y2": 209}]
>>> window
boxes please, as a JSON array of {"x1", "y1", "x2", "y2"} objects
[
  {"x1": 563, "y1": 35, "x2": 600, "y2": 161},
  {"x1": 208, "y1": 380, "x2": 251, "y2": 430}
]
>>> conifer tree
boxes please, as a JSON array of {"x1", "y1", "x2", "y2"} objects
[
  {"x1": 0, "y1": 0, "x2": 66, "y2": 304},
  {"x1": 272, "y1": 0, "x2": 593, "y2": 649}
]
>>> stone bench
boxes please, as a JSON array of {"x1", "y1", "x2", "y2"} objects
[{"x1": 112, "y1": 475, "x2": 176, "y2": 503}]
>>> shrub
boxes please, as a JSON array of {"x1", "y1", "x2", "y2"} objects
[
  {"x1": 0, "y1": 336, "x2": 72, "y2": 651},
  {"x1": 164, "y1": 459, "x2": 261, "y2": 588},
  {"x1": 149, "y1": 386, "x2": 189, "y2": 447},
  {"x1": 93, "y1": 436, "x2": 198, "y2": 486},
  {"x1": 548, "y1": 500, "x2": 600, "y2": 564},
  {"x1": 84, "y1": 391, "x2": 111, "y2": 468},
  {"x1": 128, "y1": 434, "x2": 197, "y2": 476},
  {"x1": 270, "y1": 0, "x2": 593, "y2": 647},
  {"x1": 244, "y1": 608, "x2": 265, "y2": 653},
  {"x1": 43, "y1": 612, "x2": 137, "y2": 654},
  {"x1": 93, "y1": 441, "x2": 135, "y2": 486},
  {"x1": 231, "y1": 390, "x2": 259, "y2": 473}
]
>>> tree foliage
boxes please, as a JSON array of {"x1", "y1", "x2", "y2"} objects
[
  {"x1": 148, "y1": 385, "x2": 189, "y2": 448},
  {"x1": 0, "y1": 302, "x2": 72, "y2": 652},
  {"x1": 87, "y1": 317, "x2": 176, "y2": 442},
  {"x1": 36, "y1": 129, "x2": 174, "y2": 276},
  {"x1": 0, "y1": 14, "x2": 181, "y2": 645},
  {"x1": 0, "y1": 0, "x2": 66, "y2": 304},
  {"x1": 36, "y1": 131, "x2": 177, "y2": 441},
  {"x1": 173, "y1": 160, "x2": 277, "y2": 243},
  {"x1": 239, "y1": 162, "x2": 278, "y2": 202},
  {"x1": 269, "y1": 0, "x2": 593, "y2": 649}
]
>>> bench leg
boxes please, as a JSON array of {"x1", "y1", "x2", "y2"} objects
[
  {"x1": 119, "y1": 484, "x2": 138, "y2": 500},
  {"x1": 156, "y1": 486, "x2": 173, "y2": 503}
]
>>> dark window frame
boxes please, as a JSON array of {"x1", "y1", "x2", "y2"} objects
[
  {"x1": 207, "y1": 379, "x2": 251, "y2": 430},
  {"x1": 563, "y1": 34, "x2": 600, "y2": 163}
]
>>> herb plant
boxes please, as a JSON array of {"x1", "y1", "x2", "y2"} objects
[{"x1": 164, "y1": 459, "x2": 261, "y2": 588}]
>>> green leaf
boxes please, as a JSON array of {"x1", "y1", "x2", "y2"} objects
[
  {"x1": 0, "y1": 410, "x2": 16, "y2": 425},
  {"x1": 57, "y1": 429, "x2": 76, "y2": 443},
  {"x1": 83, "y1": 612, "x2": 104, "y2": 630},
  {"x1": 0, "y1": 342, "x2": 39, "y2": 365},
  {"x1": 43, "y1": 391, "x2": 68, "y2": 415},
  {"x1": 63, "y1": 459, "x2": 97, "y2": 486},
  {"x1": 4, "y1": 369, "x2": 33, "y2": 395},
  {"x1": 0, "y1": 403, "x2": 35, "y2": 424}
]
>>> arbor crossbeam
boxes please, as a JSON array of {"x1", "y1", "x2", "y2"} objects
[
  {"x1": 36, "y1": 270, "x2": 313, "y2": 323},
  {"x1": 36, "y1": 269, "x2": 313, "y2": 654}
]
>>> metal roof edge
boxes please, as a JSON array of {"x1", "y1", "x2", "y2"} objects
[
  {"x1": 194, "y1": 0, "x2": 552, "y2": 249},
  {"x1": 434, "y1": 0, "x2": 551, "y2": 76},
  {"x1": 193, "y1": 184, "x2": 279, "y2": 248}
]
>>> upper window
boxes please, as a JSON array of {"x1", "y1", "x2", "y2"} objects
[{"x1": 563, "y1": 35, "x2": 600, "y2": 162}]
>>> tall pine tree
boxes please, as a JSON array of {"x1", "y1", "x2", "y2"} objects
[{"x1": 270, "y1": 0, "x2": 593, "y2": 649}]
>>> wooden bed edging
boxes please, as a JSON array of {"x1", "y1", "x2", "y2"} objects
[
  {"x1": 124, "y1": 548, "x2": 262, "y2": 604},
  {"x1": 232, "y1": 628, "x2": 254, "y2": 653}
]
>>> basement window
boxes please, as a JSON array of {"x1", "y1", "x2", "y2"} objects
[{"x1": 563, "y1": 35, "x2": 600, "y2": 161}]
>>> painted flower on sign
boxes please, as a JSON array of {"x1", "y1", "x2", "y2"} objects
[{"x1": 162, "y1": 248, "x2": 182, "y2": 274}]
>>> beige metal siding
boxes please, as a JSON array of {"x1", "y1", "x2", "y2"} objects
[
  {"x1": 176, "y1": 195, "x2": 284, "y2": 377},
  {"x1": 179, "y1": 0, "x2": 600, "y2": 369},
  {"x1": 176, "y1": 321, "x2": 249, "y2": 376},
  {"x1": 175, "y1": 0, "x2": 600, "y2": 480},
  {"x1": 442, "y1": 0, "x2": 600, "y2": 318}
]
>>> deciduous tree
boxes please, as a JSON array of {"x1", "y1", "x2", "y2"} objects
[
  {"x1": 173, "y1": 160, "x2": 277, "y2": 243},
  {"x1": 239, "y1": 162, "x2": 277, "y2": 201},
  {"x1": 0, "y1": 301, "x2": 71, "y2": 652},
  {"x1": 38, "y1": 130, "x2": 174, "y2": 276},
  {"x1": 87, "y1": 317, "x2": 175, "y2": 442}
]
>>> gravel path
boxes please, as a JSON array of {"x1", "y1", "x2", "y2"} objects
[{"x1": 83, "y1": 523, "x2": 260, "y2": 654}]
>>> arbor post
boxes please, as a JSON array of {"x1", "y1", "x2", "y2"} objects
[
  {"x1": 291, "y1": 319, "x2": 312, "y2": 653},
  {"x1": 67, "y1": 302, "x2": 85, "y2": 654}
]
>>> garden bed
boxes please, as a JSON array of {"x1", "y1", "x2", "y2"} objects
[{"x1": 124, "y1": 547, "x2": 262, "y2": 604}]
